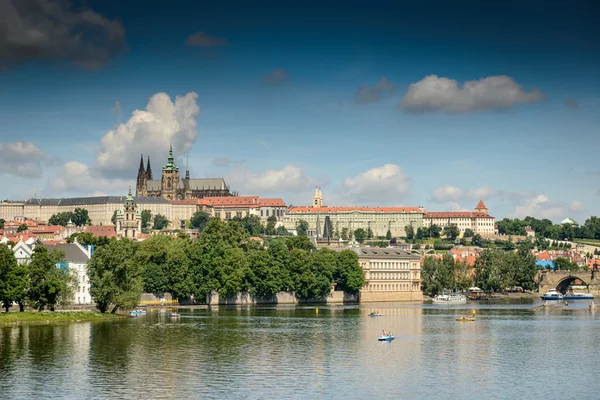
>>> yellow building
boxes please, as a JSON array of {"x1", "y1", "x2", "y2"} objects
[{"x1": 352, "y1": 247, "x2": 423, "y2": 302}]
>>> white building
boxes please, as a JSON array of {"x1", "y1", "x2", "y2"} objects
[
  {"x1": 283, "y1": 188, "x2": 424, "y2": 237},
  {"x1": 423, "y1": 200, "x2": 495, "y2": 237}
]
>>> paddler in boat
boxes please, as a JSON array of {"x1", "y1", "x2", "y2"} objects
[{"x1": 382, "y1": 329, "x2": 387, "y2": 337}]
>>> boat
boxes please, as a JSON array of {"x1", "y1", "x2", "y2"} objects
[
  {"x1": 167, "y1": 312, "x2": 181, "y2": 318},
  {"x1": 369, "y1": 312, "x2": 383, "y2": 317},
  {"x1": 130, "y1": 309, "x2": 147, "y2": 316},
  {"x1": 563, "y1": 292, "x2": 594, "y2": 300},
  {"x1": 378, "y1": 335, "x2": 395, "y2": 341},
  {"x1": 466, "y1": 287, "x2": 488, "y2": 300},
  {"x1": 540, "y1": 289, "x2": 564, "y2": 300},
  {"x1": 432, "y1": 293, "x2": 467, "y2": 304},
  {"x1": 456, "y1": 317, "x2": 476, "y2": 322}
]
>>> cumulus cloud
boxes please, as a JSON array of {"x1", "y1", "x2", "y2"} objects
[
  {"x1": 0, "y1": 0, "x2": 126, "y2": 70},
  {"x1": 399, "y1": 75, "x2": 545, "y2": 113},
  {"x1": 227, "y1": 165, "x2": 318, "y2": 195},
  {"x1": 95, "y1": 92, "x2": 200, "y2": 178},
  {"x1": 341, "y1": 164, "x2": 411, "y2": 203},
  {"x1": 354, "y1": 76, "x2": 397, "y2": 104},
  {"x1": 469, "y1": 186, "x2": 497, "y2": 200},
  {"x1": 564, "y1": 98, "x2": 579, "y2": 109},
  {"x1": 512, "y1": 194, "x2": 564, "y2": 220},
  {"x1": 264, "y1": 69, "x2": 290, "y2": 86},
  {"x1": 0, "y1": 141, "x2": 48, "y2": 178},
  {"x1": 51, "y1": 161, "x2": 129, "y2": 194},
  {"x1": 447, "y1": 202, "x2": 470, "y2": 212},
  {"x1": 186, "y1": 32, "x2": 228, "y2": 47},
  {"x1": 431, "y1": 185, "x2": 464, "y2": 202}
]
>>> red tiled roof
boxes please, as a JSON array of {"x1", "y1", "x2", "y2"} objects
[
  {"x1": 171, "y1": 199, "x2": 203, "y2": 205},
  {"x1": 288, "y1": 206, "x2": 423, "y2": 213},
  {"x1": 258, "y1": 198, "x2": 286, "y2": 207},
  {"x1": 425, "y1": 211, "x2": 493, "y2": 219},
  {"x1": 42, "y1": 239, "x2": 67, "y2": 245},
  {"x1": 475, "y1": 200, "x2": 487, "y2": 210},
  {"x1": 85, "y1": 225, "x2": 116, "y2": 238},
  {"x1": 200, "y1": 196, "x2": 260, "y2": 206},
  {"x1": 30, "y1": 225, "x2": 63, "y2": 234}
]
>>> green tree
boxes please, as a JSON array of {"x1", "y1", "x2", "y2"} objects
[
  {"x1": 553, "y1": 257, "x2": 579, "y2": 271},
  {"x1": 72, "y1": 208, "x2": 91, "y2": 226},
  {"x1": 0, "y1": 218, "x2": 5, "y2": 229},
  {"x1": 472, "y1": 234, "x2": 483, "y2": 247},
  {"x1": 247, "y1": 250, "x2": 281, "y2": 298},
  {"x1": 405, "y1": 225, "x2": 414, "y2": 240},
  {"x1": 141, "y1": 210, "x2": 152, "y2": 231},
  {"x1": 443, "y1": 224, "x2": 460, "y2": 240},
  {"x1": 190, "y1": 211, "x2": 211, "y2": 231},
  {"x1": 153, "y1": 214, "x2": 170, "y2": 230},
  {"x1": 28, "y1": 247, "x2": 74, "y2": 311},
  {"x1": 66, "y1": 232, "x2": 97, "y2": 246},
  {"x1": 341, "y1": 228, "x2": 349, "y2": 241},
  {"x1": 136, "y1": 235, "x2": 170, "y2": 293},
  {"x1": 366, "y1": 227, "x2": 373, "y2": 240},
  {"x1": 334, "y1": 250, "x2": 365, "y2": 293},
  {"x1": 296, "y1": 220, "x2": 309, "y2": 236},
  {"x1": 276, "y1": 225, "x2": 291, "y2": 236},
  {"x1": 88, "y1": 239, "x2": 142, "y2": 313},
  {"x1": 49, "y1": 212, "x2": 71, "y2": 226},
  {"x1": 0, "y1": 245, "x2": 29, "y2": 312},
  {"x1": 354, "y1": 228, "x2": 367, "y2": 243},
  {"x1": 463, "y1": 228, "x2": 474, "y2": 238},
  {"x1": 286, "y1": 236, "x2": 316, "y2": 251},
  {"x1": 386, "y1": 229, "x2": 392, "y2": 240},
  {"x1": 239, "y1": 215, "x2": 264, "y2": 236},
  {"x1": 111, "y1": 210, "x2": 118, "y2": 226},
  {"x1": 265, "y1": 215, "x2": 277, "y2": 235},
  {"x1": 421, "y1": 255, "x2": 456, "y2": 296},
  {"x1": 430, "y1": 224, "x2": 442, "y2": 238},
  {"x1": 16, "y1": 224, "x2": 28, "y2": 233}
]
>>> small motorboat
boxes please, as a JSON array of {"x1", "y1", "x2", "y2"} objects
[
  {"x1": 433, "y1": 293, "x2": 467, "y2": 304},
  {"x1": 378, "y1": 335, "x2": 395, "y2": 341},
  {"x1": 130, "y1": 309, "x2": 147, "y2": 316},
  {"x1": 167, "y1": 312, "x2": 181, "y2": 318},
  {"x1": 541, "y1": 289, "x2": 564, "y2": 301},
  {"x1": 369, "y1": 312, "x2": 383, "y2": 317},
  {"x1": 563, "y1": 292, "x2": 594, "y2": 300},
  {"x1": 456, "y1": 317, "x2": 475, "y2": 322}
]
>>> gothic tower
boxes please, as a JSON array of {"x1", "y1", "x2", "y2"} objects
[
  {"x1": 161, "y1": 145, "x2": 180, "y2": 201},
  {"x1": 146, "y1": 156, "x2": 153, "y2": 180},
  {"x1": 313, "y1": 187, "x2": 323, "y2": 208},
  {"x1": 136, "y1": 154, "x2": 146, "y2": 196}
]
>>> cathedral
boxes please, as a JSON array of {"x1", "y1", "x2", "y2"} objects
[{"x1": 135, "y1": 146, "x2": 235, "y2": 201}]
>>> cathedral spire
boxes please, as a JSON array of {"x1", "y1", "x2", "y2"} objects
[
  {"x1": 146, "y1": 156, "x2": 153, "y2": 180},
  {"x1": 185, "y1": 155, "x2": 190, "y2": 180},
  {"x1": 138, "y1": 154, "x2": 145, "y2": 174}
]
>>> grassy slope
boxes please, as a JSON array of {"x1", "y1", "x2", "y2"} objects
[{"x1": 0, "y1": 311, "x2": 122, "y2": 325}]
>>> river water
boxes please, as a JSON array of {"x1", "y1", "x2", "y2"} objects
[{"x1": 1, "y1": 301, "x2": 599, "y2": 399}]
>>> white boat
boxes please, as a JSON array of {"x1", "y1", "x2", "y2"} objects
[
  {"x1": 432, "y1": 293, "x2": 467, "y2": 304},
  {"x1": 541, "y1": 289, "x2": 564, "y2": 300},
  {"x1": 564, "y1": 292, "x2": 594, "y2": 300}
]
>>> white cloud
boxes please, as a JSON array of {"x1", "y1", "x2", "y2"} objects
[
  {"x1": 0, "y1": 141, "x2": 48, "y2": 178},
  {"x1": 512, "y1": 194, "x2": 564, "y2": 220},
  {"x1": 447, "y1": 202, "x2": 470, "y2": 212},
  {"x1": 341, "y1": 164, "x2": 411, "y2": 203},
  {"x1": 569, "y1": 201, "x2": 584, "y2": 213},
  {"x1": 95, "y1": 92, "x2": 200, "y2": 178},
  {"x1": 0, "y1": 0, "x2": 126, "y2": 70},
  {"x1": 468, "y1": 186, "x2": 497, "y2": 200},
  {"x1": 431, "y1": 185, "x2": 464, "y2": 202},
  {"x1": 227, "y1": 165, "x2": 318, "y2": 195},
  {"x1": 399, "y1": 75, "x2": 545, "y2": 113},
  {"x1": 51, "y1": 161, "x2": 129, "y2": 194},
  {"x1": 212, "y1": 156, "x2": 232, "y2": 167},
  {"x1": 355, "y1": 76, "x2": 397, "y2": 104}
]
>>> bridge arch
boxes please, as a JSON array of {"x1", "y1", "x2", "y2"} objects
[{"x1": 555, "y1": 275, "x2": 588, "y2": 294}]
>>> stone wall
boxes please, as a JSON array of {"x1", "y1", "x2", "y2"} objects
[
  {"x1": 207, "y1": 290, "x2": 359, "y2": 305},
  {"x1": 360, "y1": 291, "x2": 423, "y2": 302}
]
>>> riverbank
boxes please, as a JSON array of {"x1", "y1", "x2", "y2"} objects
[{"x1": 0, "y1": 311, "x2": 123, "y2": 326}]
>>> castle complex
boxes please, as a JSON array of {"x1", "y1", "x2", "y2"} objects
[{"x1": 135, "y1": 146, "x2": 235, "y2": 201}]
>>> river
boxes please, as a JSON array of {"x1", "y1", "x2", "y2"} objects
[{"x1": 1, "y1": 300, "x2": 599, "y2": 399}]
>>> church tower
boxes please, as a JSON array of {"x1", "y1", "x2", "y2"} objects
[
  {"x1": 313, "y1": 187, "x2": 323, "y2": 208},
  {"x1": 146, "y1": 156, "x2": 153, "y2": 180},
  {"x1": 136, "y1": 154, "x2": 146, "y2": 196},
  {"x1": 116, "y1": 187, "x2": 142, "y2": 239},
  {"x1": 161, "y1": 145, "x2": 180, "y2": 201}
]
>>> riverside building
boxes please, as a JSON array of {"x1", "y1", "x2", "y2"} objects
[{"x1": 423, "y1": 200, "x2": 495, "y2": 237}]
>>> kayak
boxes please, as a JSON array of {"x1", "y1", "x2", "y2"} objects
[
  {"x1": 456, "y1": 317, "x2": 475, "y2": 322},
  {"x1": 369, "y1": 313, "x2": 383, "y2": 317},
  {"x1": 378, "y1": 336, "x2": 395, "y2": 341},
  {"x1": 168, "y1": 313, "x2": 181, "y2": 318}
]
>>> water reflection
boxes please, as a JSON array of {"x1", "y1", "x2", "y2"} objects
[{"x1": 0, "y1": 303, "x2": 599, "y2": 399}]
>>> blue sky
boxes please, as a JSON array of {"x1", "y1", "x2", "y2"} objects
[{"x1": 0, "y1": 0, "x2": 598, "y2": 222}]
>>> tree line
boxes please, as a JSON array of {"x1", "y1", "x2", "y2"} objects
[
  {"x1": 497, "y1": 216, "x2": 600, "y2": 241},
  {"x1": 0, "y1": 246, "x2": 76, "y2": 312},
  {"x1": 421, "y1": 242, "x2": 538, "y2": 296},
  {"x1": 88, "y1": 218, "x2": 365, "y2": 313}
]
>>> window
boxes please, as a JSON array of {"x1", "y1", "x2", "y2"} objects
[
  {"x1": 225, "y1": 212, "x2": 231, "y2": 220},
  {"x1": 266, "y1": 209, "x2": 269, "y2": 217}
]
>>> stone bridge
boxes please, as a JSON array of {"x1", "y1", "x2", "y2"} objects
[{"x1": 537, "y1": 270, "x2": 600, "y2": 296}]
